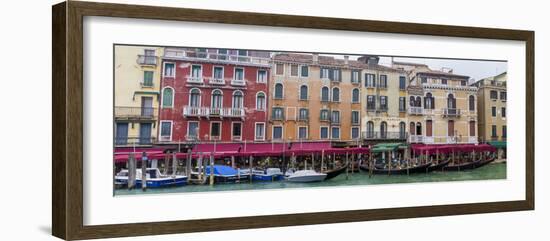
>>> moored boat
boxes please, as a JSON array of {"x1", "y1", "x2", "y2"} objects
[
  {"x1": 202, "y1": 165, "x2": 250, "y2": 183},
  {"x1": 323, "y1": 165, "x2": 348, "y2": 180},
  {"x1": 252, "y1": 168, "x2": 285, "y2": 182},
  {"x1": 287, "y1": 170, "x2": 327, "y2": 183},
  {"x1": 115, "y1": 168, "x2": 188, "y2": 188},
  {"x1": 359, "y1": 162, "x2": 433, "y2": 175}
]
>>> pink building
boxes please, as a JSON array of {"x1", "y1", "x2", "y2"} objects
[{"x1": 158, "y1": 48, "x2": 271, "y2": 143}]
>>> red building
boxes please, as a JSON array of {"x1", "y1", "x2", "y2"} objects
[{"x1": 158, "y1": 48, "x2": 271, "y2": 143}]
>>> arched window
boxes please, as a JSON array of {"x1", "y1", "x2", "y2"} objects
[
  {"x1": 415, "y1": 96, "x2": 422, "y2": 107},
  {"x1": 366, "y1": 121, "x2": 374, "y2": 138},
  {"x1": 332, "y1": 87, "x2": 340, "y2": 102},
  {"x1": 380, "y1": 121, "x2": 388, "y2": 138},
  {"x1": 352, "y1": 88, "x2": 360, "y2": 103},
  {"x1": 447, "y1": 94, "x2": 456, "y2": 109},
  {"x1": 211, "y1": 89, "x2": 223, "y2": 110},
  {"x1": 321, "y1": 86, "x2": 329, "y2": 101},
  {"x1": 162, "y1": 87, "x2": 174, "y2": 108},
  {"x1": 416, "y1": 122, "x2": 422, "y2": 136},
  {"x1": 274, "y1": 83, "x2": 283, "y2": 99},
  {"x1": 424, "y1": 93, "x2": 433, "y2": 109},
  {"x1": 256, "y1": 92, "x2": 266, "y2": 111},
  {"x1": 189, "y1": 88, "x2": 201, "y2": 107},
  {"x1": 409, "y1": 96, "x2": 415, "y2": 106},
  {"x1": 232, "y1": 90, "x2": 244, "y2": 109},
  {"x1": 410, "y1": 122, "x2": 416, "y2": 136},
  {"x1": 299, "y1": 85, "x2": 308, "y2": 100},
  {"x1": 469, "y1": 95, "x2": 475, "y2": 111},
  {"x1": 399, "y1": 122, "x2": 406, "y2": 139}
]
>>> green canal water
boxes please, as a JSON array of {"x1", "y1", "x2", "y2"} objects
[{"x1": 114, "y1": 163, "x2": 506, "y2": 196}]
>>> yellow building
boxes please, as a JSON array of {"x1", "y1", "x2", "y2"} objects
[
  {"x1": 114, "y1": 46, "x2": 164, "y2": 147},
  {"x1": 472, "y1": 72, "x2": 507, "y2": 142},
  {"x1": 395, "y1": 61, "x2": 478, "y2": 144},
  {"x1": 268, "y1": 53, "x2": 362, "y2": 143},
  {"x1": 360, "y1": 56, "x2": 408, "y2": 143}
]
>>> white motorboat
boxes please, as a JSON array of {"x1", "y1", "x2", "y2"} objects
[{"x1": 286, "y1": 170, "x2": 327, "y2": 183}]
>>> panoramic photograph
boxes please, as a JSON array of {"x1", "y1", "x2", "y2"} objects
[{"x1": 112, "y1": 45, "x2": 507, "y2": 195}]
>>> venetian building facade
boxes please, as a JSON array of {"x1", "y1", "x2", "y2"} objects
[
  {"x1": 472, "y1": 72, "x2": 507, "y2": 142},
  {"x1": 359, "y1": 56, "x2": 408, "y2": 144},
  {"x1": 158, "y1": 48, "x2": 271, "y2": 143},
  {"x1": 114, "y1": 46, "x2": 164, "y2": 147},
  {"x1": 268, "y1": 53, "x2": 363, "y2": 143},
  {"x1": 395, "y1": 61, "x2": 478, "y2": 144}
]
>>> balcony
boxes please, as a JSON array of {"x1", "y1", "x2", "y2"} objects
[
  {"x1": 115, "y1": 107, "x2": 157, "y2": 120},
  {"x1": 409, "y1": 135, "x2": 424, "y2": 143},
  {"x1": 183, "y1": 106, "x2": 245, "y2": 118},
  {"x1": 443, "y1": 108, "x2": 461, "y2": 117},
  {"x1": 408, "y1": 107, "x2": 423, "y2": 115},
  {"x1": 208, "y1": 78, "x2": 225, "y2": 85},
  {"x1": 231, "y1": 79, "x2": 246, "y2": 86},
  {"x1": 114, "y1": 136, "x2": 157, "y2": 146},
  {"x1": 186, "y1": 76, "x2": 204, "y2": 84},
  {"x1": 364, "y1": 131, "x2": 408, "y2": 140},
  {"x1": 137, "y1": 55, "x2": 157, "y2": 65},
  {"x1": 163, "y1": 48, "x2": 271, "y2": 67}
]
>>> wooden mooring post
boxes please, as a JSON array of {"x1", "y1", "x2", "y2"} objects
[
  {"x1": 249, "y1": 156, "x2": 253, "y2": 183},
  {"x1": 185, "y1": 149, "x2": 191, "y2": 183},
  {"x1": 128, "y1": 152, "x2": 136, "y2": 190},
  {"x1": 141, "y1": 151, "x2": 147, "y2": 191},
  {"x1": 209, "y1": 152, "x2": 214, "y2": 186}
]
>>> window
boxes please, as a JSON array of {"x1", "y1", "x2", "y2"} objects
[
  {"x1": 232, "y1": 90, "x2": 244, "y2": 109},
  {"x1": 300, "y1": 85, "x2": 308, "y2": 100},
  {"x1": 492, "y1": 106, "x2": 497, "y2": 117},
  {"x1": 502, "y1": 125, "x2": 507, "y2": 138},
  {"x1": 320, "y1": 109, "x2": 329, "y2": 121},
  {"x1": 490, "y1": 90, "x2": 498, "y2": 100},
  {"x1": 491, "y1": 125, "x2": 497, "y2": 137},
  {"x1": 351, "y1": 127, "x2": 360, "y2": 139},
  {"x1": 160, "y1": 121, "x2": 172, "y2": 141},
  {"x1": 416, "y1": 122, "x2": 423, "y2": 136},
  {"x1": 421, "y1": 77, "x2": 428, "y2": 84},
  {"x1": 469, "y1": 95, "x2": 475, "y2": 111},
  {"x1": 409, "y1": 122, "x2": 416, "y2": 136},
  {"x1": 272, "y1": 126, "x2": 283, "y2": 140},
  {"x1": 256, "y1": 92, "x2": 266, "y2": 111},
  {"x1": 210, "y1": 122, "x2": 221, "y2": 139},
  {"x1": 272, "y1": 107, "x2": 284, "y2": 120},
  {"x1": 426, "y1": 120, "x2": 433, "y2": 137},
  {"x1": 301, "y1": 65, "x2": 309, "y2": 77},
  {"x1": 320, "y1": 127, "x2": 329, "y2": 139},
  {"x1": 234, "y1": 68, "x2": 244, "y2": 81},
  {"x1": 500, "y1": 91, "x2": 507, "y2": 101},
  {"x1": 380, "y1": 96, "x2": 388, "y2": 110},
  {"x1": 232, "y1": 122, "x2": 242, "y2": 140},
  {"x1": 409, "y1": 96, "x2": 416, "y2": 107},
  {"x1": 274, "y1": 83, "x2": 284, "y2": 99},
  {"x1": 332, "y1": 87, "x2": 340, "y2": 102},
  {"x1": 276, "y1": 63, "x2": 284, "y2": 75},
  {"x1": 143, "y1": 71, "x2": 154, "y2": 87},
  {"x1": 332, "y1": 69, "x2": 341, "y2": 82},
  {"x1": 351, "y1": 111, "x2": 360, "y2": 125},
  {"x1": 380, "y1": 122, "x2": 387, "y2": 138},
  {"x1": 257, "y1": 70, "x2": 267, "y2": 83},
  {"x1": 189, "y1": 88, "x2": 201, "y2": 107},
  {"x1": 196, "y1": 48, "x2": 207, "y2": 58},
  {"x1": 399, "y1": 76, "x2": 406, "y2": 89},
  {"x1": 441, "y1": 78, "x2": 448, "y2": 85},
  {"x1": 399, "y1": 97, "x2": 406, "y2": 112},
  {"x1": 367, "y1": 95, "x2": 376, "y2": 110},
  {"x1": 399, "y1": 122, "x2": 406, "y2": 139},
  {"x1": 211, "y1": 89, "x2": 223, "y2": 110},
  {"x1": 321, "y1": 86, "x2": 330, "y2": 101},
  {"x1": 290, "y1": 64, "x2": 299, "y2": 76},
  {"x1": 298, "y1": 126, "x2": 308, "y2": 139},
  {"x1": 331, "y1": 127, "x2": 340, "y2": 139},
  {"x1": 366, "y1": 121, "x2": 374, "y2": 138},
  {"x1": 425, "y1": 93, "x2": 434, "y2": 109},
  {"x1": 352, "y1": 88, "x2": 360, "y2": 103},
  {"x1": 213, "y1": 66, "x2": 224, "y2": 80},
  {"x1": 351, "y1": 70, "x2": 360, "y2": 84},
  {"x1": 217, "y1": 49, "x2": 227, "y2": 60},
  {"x1": 187, "y1": 122, "x2": 199, "y2": 139},
  {"x1": 461, "y1": 80, "x2": 467, "y2": 86},
  {"x1": 448, "y1": 121, "x2": 455, "y2": 137},
  {"x1": 501, "y1": 107, "x2": 506, "y2": 118},
  {"x1": 161, "y1": 87, "x2": 173, "y2": 108},
  {"x1": 163, "y1": 62, "x2": 175, "y2": 77},
  {"x1": 144, "y1": 49, "x2": 155, "y2": 56},
  {"x1": 379, "y1": 75, "x2": 388, "y2": 88},
  {"x1": 365, "y1": 74, "x2": 376, "y2": 87},
  {"x1": 447, "y1": 94, "x2": 456, "y2": 109},
  {"x1": 416, "y1": 96, "x2": 422, "y2": 107},
  {"x1": 255, "y1": 123, "x2": 265, "y2": 140},
  {"x1": 191, "y1": 65, "x2": 202, "y2": 79},
  {"x1": 320, "y1": 68, "x2": 330, "y2": 79},
  {"x1": 299, "y1": 108, "x2": 309, "y2": 120},
  {"x1": 469, "y1": 121, "x2": 476, "y2": 137},
  {"x1": 331, "y1": 110, "x2": 340, "y2": 123}
]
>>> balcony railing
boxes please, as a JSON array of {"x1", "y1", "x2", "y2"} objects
[
  {"x1": 186, "y1": 76, "x2": 204, "y2": 84},
  {"x1": 137, "y1": 55, "x2": 157, "y2": 65},
  {"x1": 409, "y1": 135, "x2": 424, "y2": 143},
  {"x1": 114, "y1": 136, "x2": 157, "y2": 146},
  {"x1": 115, "y1": 107, "x2": 157, "y2": 119},
  {"x1": 231, "y1": 79, "x2": 246, "y2": 86},
  {"x1": 408, "y1": 106, "x2": 423, "y2": 115},
  {"x1": 443, "y1": 108, "x2": 461, "y2": 117},
  {"x1": 363, "y1": 131, "x2": 408, "y2": 140},
  {"x1": 183, "y1": 106, "x2": 245, "y2": 118},
  {"x1": 163, "y1": 49, "x2": 271, "y2": 66},
  {"x1": 208, "y1": 78, "x2": 225, "y2": 85}
]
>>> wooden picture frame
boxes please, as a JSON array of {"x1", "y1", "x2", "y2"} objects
[{"x1": 52, "y1": 1, "x2": 534, "y2": 240}]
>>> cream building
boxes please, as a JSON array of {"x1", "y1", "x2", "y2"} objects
[
  {"x1": 472, "y1": 72, "x2": 507, "y2": 142},
  {"x1": 395, "y1": 61, "x2": 478, "y2": 144},
  {"x1": 114, "y1": 46, "x2": 164, "y2": 147}
]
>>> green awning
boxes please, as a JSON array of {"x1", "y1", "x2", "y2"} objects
[
  {"x1": 371, "y1": 143, "x2": 406, "y2": 153},
  {"x1": 488, "y1": 141, "x2": 507, "y2": 149}
]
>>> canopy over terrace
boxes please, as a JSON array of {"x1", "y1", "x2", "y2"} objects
[
  {"x1": 487, "y1": 141, "x2": 507, "y2": 149},
  {"x1": 371, "y1": 143, "x2": 407, "y2": 153}
]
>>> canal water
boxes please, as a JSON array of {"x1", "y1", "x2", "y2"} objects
[{"x1": 115, "y1": 162, "x2": 506, "y2": 196}]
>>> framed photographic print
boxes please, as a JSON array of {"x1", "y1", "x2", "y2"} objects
[{"x1": 52, "y1": 1, "x2": 534, "y2": 240}]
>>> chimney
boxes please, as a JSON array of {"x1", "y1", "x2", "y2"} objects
[
  {"x1": 358, "y1": 55, "x2": 380, "y2": 66},
  {"x1": 312, "y1": 53, "x2": 319, "y2": 64},
  {"x1": 344, "y1": 55, "x2": 349, "y2": 65}
]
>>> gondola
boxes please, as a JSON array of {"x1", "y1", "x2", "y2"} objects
[
  {"x1": 359, "y1": 162, "x2": 433, "y2": 175},
  {"x1": 426, "y1": 158, "x2": 451, "y2": 172},
  {"x1": 323, "y1": 165, "x2": 348, "y2": 180},
  {"x1": 442, "y1": 154, "x2": 495, "y2": 172}
]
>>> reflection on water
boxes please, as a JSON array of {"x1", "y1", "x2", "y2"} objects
[{"x1": 115, "y1": 163, "x2": 506, "y2": 196}]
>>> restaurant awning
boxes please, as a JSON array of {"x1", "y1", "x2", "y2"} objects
[
  {"x1": 488, "y1": 141, "x2": 507, "y2": 149},
  {"x1": 371, "y1": 143, "x2": 405, "y2": 153}
]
